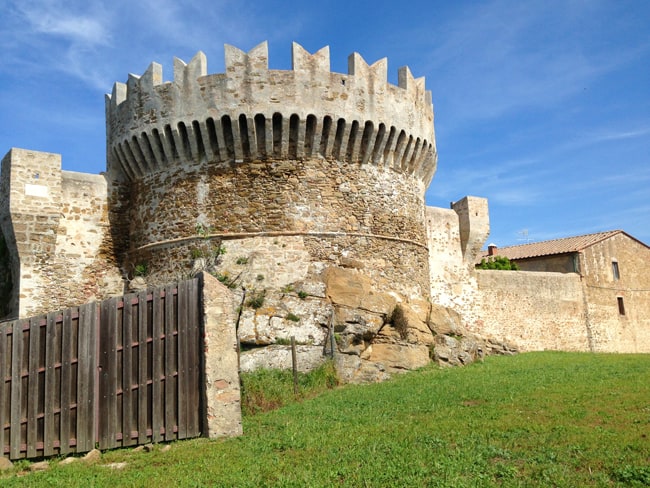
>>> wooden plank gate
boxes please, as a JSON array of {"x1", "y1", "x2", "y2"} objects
[{"x1": 0, "y1": 278, "x2": 202, "y2": 460}]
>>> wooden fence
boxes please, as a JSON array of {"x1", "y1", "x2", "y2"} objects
[{"x1": 1, "y1": 278, "x2": 202, "y2": 460}]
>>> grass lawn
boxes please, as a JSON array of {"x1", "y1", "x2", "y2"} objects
[{"x1": 2, "y1": 352, "x2": 649, "y2": 487}]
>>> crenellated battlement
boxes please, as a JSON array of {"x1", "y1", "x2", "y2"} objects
[{"x1": 105, "y1": 42, "x2": 437, "y2": 185}]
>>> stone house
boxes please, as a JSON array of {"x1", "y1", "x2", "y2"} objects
[{"x1": 474, "y1": 231, "x2": 650, "y2": 353}]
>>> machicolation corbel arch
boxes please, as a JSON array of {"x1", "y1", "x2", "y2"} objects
[{"x1": 106, "y1": 41, "x2": 437, "y2": 185}]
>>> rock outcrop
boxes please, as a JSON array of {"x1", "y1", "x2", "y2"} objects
[{"x1": 236, "y1": 264, "x2": 517, "y2": 383}]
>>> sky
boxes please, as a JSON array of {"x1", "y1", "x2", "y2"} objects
[{"x1": 1, "y1": 0, "x2": 649, "y2": 247}]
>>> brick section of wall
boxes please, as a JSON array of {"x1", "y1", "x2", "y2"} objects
[
  {"x1": 201, "y1": 273, "x2": 243, "y2": 438},
  {"x1": 1, "y1": 149, "x2": 62, "y2": 317},
  {"x1": 514, "y1": 254, "x2": 576, "y2": 273},
  {"x1": 451, "y1": 196, "x2": 490, "y2": 263}
]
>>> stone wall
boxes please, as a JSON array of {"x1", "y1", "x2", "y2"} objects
[
  {"x1": 580, "y1": 234, "x2": 650, "y2": 353},
  {"x1": 201, "y1": 273, "x2": 243, "y2": 438},
  {"x1": 473, "y1": 269, "x2": 590, "y2": 351},
  {"x1": 425, "y1": 197, "x2": 489, "y2": 329},
  {"x1": 126, "y1": 158, "x2": 430, "y2": 300},
  {"x1": 513, "y1": 254, "x2": 576, "y2": 273},
  {"x1": 0, "y1": 149, "x2": 124, "y2": 318}
]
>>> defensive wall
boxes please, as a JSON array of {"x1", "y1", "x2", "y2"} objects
[
  {"x1": 473, "y1": 270, "x2": 590, "y2": 351},
  {"x1": 0, "y1": 148, "x2": 122, "y2": 319},
  {"x1": 426, "y1": 197, "x2": 489, "y2": 328}
]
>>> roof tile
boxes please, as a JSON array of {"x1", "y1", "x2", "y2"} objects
[{"x1": 478, "y1": 230, "x2": 623, "y2": 262}]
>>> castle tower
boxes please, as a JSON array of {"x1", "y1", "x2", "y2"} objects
[
  {"x1": 452, "y1": 196, "x2": 490, "y2": 264},
  {"x1": 105, "y1": 42, "x2": 438, "y2": 298}
]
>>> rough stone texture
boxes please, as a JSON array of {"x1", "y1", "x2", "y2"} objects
[
  {"x1": 240, "y1": 345, "x2": 327, "y2": 373},
  {"x1": 324, "y1": 267, "x2": 397, "y2": 314},
  {"x1": 366, "y1": 343, "x2": 430, "y2": 371},
  {"x1": 0, "y1": 148, "x2": 124, "y2": 319},
  {"x1": 474, "y1": 270, "x2": 590, "y2": 351},
  {"x1": 29, "y1": 461, "x2": 49, "y2": 472},
  {"x1": 82, "y1": 449, "x2": 101, "y2": 463},
  {"x1": 124, "y1": 158, "x2": 431, "y2": 301},
  {"x1": 334, "y1": 353, "x2": 390, "y2": 384},
  {"x1": 201, "y1": 273, "x2": 243, "y2": 438},
  {"x1": 0, "y1": 456, "x2": 13, "y2": 471},
  {"x1": 428, "y1": 303, "x2": 465, "y2": 336},
  {"x1": 237, "y1": 289, "x2": 331, "y2": 347}
]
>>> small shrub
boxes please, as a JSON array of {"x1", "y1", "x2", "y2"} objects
[
  {"x1": 286, "y1": 313, "x2": 300, "y2": 322},
  {"x1": 256, "y1": 274, "x2": 265, "y2": 282},
  {"x1": 134, "y1": 262, "x2": 148, "y2": 277},
  {"x1": 281, "y1": 284, "x2": 295, "y2": 294},
  {"x1": 215, "y1": 272, "x2": 237, "y2": 289},
  {"x1": 390, "y1": 304, "x2": 409, "y2": 340},
  {"x1": 478, "y1": 255, "x2": 519, "y2": 270},
  {"x1": 246, "y1": 289, "x2": 266, "y2": 309},
  {"x1": 236, "y1": 256, "x2": 249, "y2": 265},
  {"x1": 195, "y1": 222, "x2": 210, "y2": 237},
  {"x1": 297, "y1": 290, "x2": 308, "y2": 299},
  {"x1": 275, "y1": 337, "x2": 292, "y2": 345},
  {"x1": 190, "y1": 248, "x2": 203, "y2": 259}
]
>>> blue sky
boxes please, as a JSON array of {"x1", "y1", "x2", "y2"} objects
[{"x1": 1, "y1": 0, "x2": 649, "y2": 247}]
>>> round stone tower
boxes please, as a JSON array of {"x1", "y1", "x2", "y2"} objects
[{"x1": 105, "y1": 42, "x2": 437, "y2": 299}]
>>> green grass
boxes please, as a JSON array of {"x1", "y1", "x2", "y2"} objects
[
  {"x1": 2, "y1": 352, "x2": 649, "y2": 487},
  {"x1": 241, "y1": 361, "x2": 339, "y2": 415}
]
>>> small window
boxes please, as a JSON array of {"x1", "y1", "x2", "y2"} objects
[
  {"x1": 617, "y1": 296, "x2": 625, "y2": 315},
  {"x1": 572, "y1": 255, "x2": 580, "y2": 273},
  {"x1": 612, "y1": 261, "x2": 620, "y2": 280}
]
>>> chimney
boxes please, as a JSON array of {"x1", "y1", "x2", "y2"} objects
[{"x1": 487, "y1": 243, "x2": 497, "y2": 256}]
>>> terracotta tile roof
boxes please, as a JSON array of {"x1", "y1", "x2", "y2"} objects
[{"x1": 479, "y1": 230, "x2": 624, "y2": 262}]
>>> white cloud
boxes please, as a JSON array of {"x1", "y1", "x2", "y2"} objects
[{"x1": 15, "y1": 0, "x2": 112, "y2": 46}]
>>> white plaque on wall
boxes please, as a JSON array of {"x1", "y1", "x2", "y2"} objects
[{"x1": 25, "y1": 184, "x2": 49, "y2": 198}]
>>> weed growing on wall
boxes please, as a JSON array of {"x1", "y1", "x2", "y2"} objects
[
  {"x1": 133, "y1": 262, "x2": 148, "y2": 277},
  {"x1": 281, "y1": 284, "x2": 295, "y2": 294},
  {"x1": 246, "y1": 289, "x2": 266, "y2": 309},
  {"x1": 389, "y1": 304, "x2": 409, "y2": 339},
  {"x1": 214, "y1": 272, "x2": 238, "y2": 289}
]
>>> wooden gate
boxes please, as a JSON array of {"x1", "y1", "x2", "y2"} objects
[{"x1": 0, "y1": 278, "x2": 202, "y2": 460}]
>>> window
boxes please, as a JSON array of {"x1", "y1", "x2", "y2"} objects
[
  {"x1": 612, "y1": 261, "x2": 620, "y2": 280},
  {"x1": 572, "y1": 254, "x2": 581, "y2": 273},
  {"x1": 617, "y1": 296, "x2": 626, "y2": 315}
]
